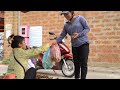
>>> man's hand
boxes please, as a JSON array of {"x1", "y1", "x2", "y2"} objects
[
  {"x1": 50, "y1": 40, "x2": 57, "y2": 46},
  {"x1": 72, "y1": 33, "x2": 79, "y2": 40}
]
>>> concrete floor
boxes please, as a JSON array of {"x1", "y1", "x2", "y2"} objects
[
  {"x1": 1, "y1": 64, "x2": 120, "y2": 79},
  {"x1": 36, "y1": 69, "x2": 120, "y2": 79}
]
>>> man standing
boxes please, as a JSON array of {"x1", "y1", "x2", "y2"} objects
[{"x1": 57, "y1": 11, "x2": 90, "y2": 79}]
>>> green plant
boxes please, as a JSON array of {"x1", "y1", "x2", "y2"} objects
[{"x1": 2, "y1": 59, "x2": 10, "y2": 65}]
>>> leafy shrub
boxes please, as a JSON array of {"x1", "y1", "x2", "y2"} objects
[{"x1": 2, "y1": 59, "x2": 10, "y2": 65}]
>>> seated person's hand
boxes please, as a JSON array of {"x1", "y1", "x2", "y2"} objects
[
  {"x1": 36, "y1": 54, "x2": 40, "y2": 60},
  {"x1": 42, "y1": 43, "x2": 50, "y2": 51}
]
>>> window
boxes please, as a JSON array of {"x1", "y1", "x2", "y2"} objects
[{"x1": 22, "y1": 28, "x2": 25, "y2": 34}]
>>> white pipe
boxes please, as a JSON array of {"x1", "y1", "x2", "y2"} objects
[{"x1": 18, "y1": 11, "x2": 21, "y2": 35}]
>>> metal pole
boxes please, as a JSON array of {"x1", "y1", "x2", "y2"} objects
[{"x1": 18, "y1": 11, "x2": 21, "y2": 35}]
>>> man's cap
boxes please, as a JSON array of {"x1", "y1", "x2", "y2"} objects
[{"x1": 60, "y1": 11, "x2": 70, "y2": 15}]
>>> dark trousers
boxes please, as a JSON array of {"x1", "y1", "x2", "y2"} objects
[
  {"x1": 72, "y1": 43, "x2": 89, "y2": 79},
  {"x1": 24, "y1": 67, "x2": 36, "y2": 79}
]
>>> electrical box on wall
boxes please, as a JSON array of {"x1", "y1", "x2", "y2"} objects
[{"x1": 19, "y1": 25, "x2": 29, "y2": 46}]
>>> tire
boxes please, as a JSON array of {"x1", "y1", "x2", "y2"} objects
[{"x1": 61, "y1": 59, "x2": 75, "y2": 77}]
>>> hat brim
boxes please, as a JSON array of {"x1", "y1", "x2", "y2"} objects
[{"x1": 60, "y1": 11, "x2": 69, "y2": 15}]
